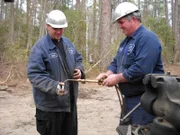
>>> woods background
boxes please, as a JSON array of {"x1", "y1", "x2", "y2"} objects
[{"x1": 0, "y1": 0, "x2": 180, "y2": 83}]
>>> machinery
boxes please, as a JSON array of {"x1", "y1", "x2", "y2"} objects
[
  {"x1": 60, "y1": 75, "x2": 180, "y2": 135},
  {"x1": 141, "y1": 74, "x2": 180, "y2": 135},
  {"x1": 4, "y1": 0, "x2": 14, "y2": 2},
  {"x1": 117, "y1": 74, "x2": 180, "y2": 135}
]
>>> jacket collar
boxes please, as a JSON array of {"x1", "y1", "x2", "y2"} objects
[
  {"x1": 130, "y1": 24, "x2": 144, "y2": 39},
  {"x1": 45, "y1": 34, "x2": 65, "y2": 50}
]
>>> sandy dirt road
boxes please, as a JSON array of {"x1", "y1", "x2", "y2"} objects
[
  {"x1": 0, "y1": 83, "x2": 120, "y2": 135},
  {"x1": 1, "y1": 63, "x2": 180, "y2": 135}
]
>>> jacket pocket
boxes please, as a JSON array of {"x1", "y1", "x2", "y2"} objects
[
  {"x1": 122, "y1": 53, "x2": 134, "y2": 68},
  {"x1": 36, "y1": 91, "x2": 70, "y2": 109},
  {"x1": 56, "y1": 93, "x2": 70, "y2": 107}
]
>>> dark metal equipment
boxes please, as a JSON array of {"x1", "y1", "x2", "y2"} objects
[
  {"x1": 116, "y1": 74, "x2": 180, "y2": 135},
  {"x1": 60, "y1": 75, "x2": 180, "y2": 135},
  {"x1": 141, "y1": 74, "x2": 180, "y2": 135},
  {"x1": 4, "y1": 0, "x2": 14, "y2": 2}
]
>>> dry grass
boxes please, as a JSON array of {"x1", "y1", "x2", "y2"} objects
[{"x1": 0, "y1": 62, "x2": 179, "y2": 86}]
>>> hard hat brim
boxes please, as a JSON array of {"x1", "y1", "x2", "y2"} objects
[
  {"x1": 112, "y1": 10, "x2": 139, "y2": 24},
  {"x1": 113, "y1": 2, "x2": 139, "y2": 23},
  {"x1": 47, "y1": 22, "x2": 68, "y2": 28}
]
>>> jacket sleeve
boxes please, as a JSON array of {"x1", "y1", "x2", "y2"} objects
[
  {"x1": 27, "y1": 45, "x2": 59, "y2": 95},
  {"x1": 75, "y1": 50, "x2": 85, "y2": 79},
  {"x1": 107, "y1": 55, "x2": 118, "y2": 74}
]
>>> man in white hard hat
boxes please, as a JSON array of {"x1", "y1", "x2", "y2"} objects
[
  {"x1": 27, "y1": 10, "x2": 85, "y2": 135},
  {"x1": 96, "y1": 2, "x2": 164, "y2": 135}
]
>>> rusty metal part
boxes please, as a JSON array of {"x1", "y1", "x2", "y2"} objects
[
  {"x1": 58, "y1": 78, "x2": 104, "y2": 96},
  {"x1": 63, "y1": 78, "x2": 104, "y2": 85},
  {"x1": 56, "y1": 89, "x2": 68, "y2": 96}
]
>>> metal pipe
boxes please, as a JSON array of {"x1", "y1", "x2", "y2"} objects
[
  {"x1": 120, "y1": 102, "x2": 141, "y2": 122},
  {"x1": 62, "y1": 78, "x2": 104, "y2": 85},
  {"x1": 64, "y1": 79, "x2": 99, "y2": 83}
]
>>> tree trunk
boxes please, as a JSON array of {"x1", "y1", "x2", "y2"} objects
[
  {"x1": 93, "y1": 0, "x2": 97, "y2": 45},
  {"x1": 76, "y1": 0, "x2": 80, "y2": 9},
  {"x1": 0, "y1": 0, "x2": 4, "y2": 22},
  {"x1": 173, "y1": 0, "x2": 180, "y2": 63},
  {"x1": 164, "y1": 0, "x2": 169, "y2": 26},
  {"x1": 17, "y1": 0, "x2": 23, "y2": 42},
  {"x1": 99, "y1": 0, "x2": 111, "y2": 68},
  {"x1": 26, "y1": 0, "x2": 35, "y2": 52},
  {"x1": 153, "y1": 0, "x2": 157, "y2": 18},
  {"x1": 38, "y1": 0, "x2": 47, "y2": 39},
  {"x1": 86, "y1": 5, "x2": 89, "y2": 62},
  {"x1": 81, "y1": 0, "x2": 86, "y2": 11},
  {"x1": 137, "y1": 0, "x2": 140, "y2": 10},
  {"x1": 142, "y1": 0, "x2": 148, "y2": 23},
  {"x1": 9, "y1": 2, "x2": 14, "y2": 45},
  {"x1": 171, "y1": 0, "x2": 175, "y2": 36}
]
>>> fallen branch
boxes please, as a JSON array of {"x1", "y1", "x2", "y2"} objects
[
  {"x1": 85, "y1": 48, "x2": 113, "y2": 74},
  {"x1": 0, "y1": 66, "x2": 13, "y2": 85}
]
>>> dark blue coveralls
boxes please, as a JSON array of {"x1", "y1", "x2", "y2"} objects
[{"x1": 108, "y1": 25, "x2": 164, "y2": 125}]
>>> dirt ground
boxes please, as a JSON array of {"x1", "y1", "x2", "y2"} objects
[
  {"x1": 0, "y1": 63, "x2": 180, "y2": 135},
  {"x1": 0, "y1": 83, "x2": 120, "y2": 135}
]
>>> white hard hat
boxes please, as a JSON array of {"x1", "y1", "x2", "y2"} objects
[
  {"x1": 113, "y1": 2, "x2": 139, "y2": 22},
  {"x1": 46, "y1": 10, "x2": 68, "y2": 28}
]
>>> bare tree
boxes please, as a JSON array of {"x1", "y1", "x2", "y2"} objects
[
  {"x1": 0, "y1": 0, "x2": 5, "y2": 22},
  {"x1": 76, "y1": 0, "x2": 80, "y2": 9},
  {"x1": 85, "y1": 3, "x2": 89, "y2": 62},
  {"x1": 137, "y1": 0, "x2": 140, "y2": 9},
  {"x1": 142, "y1": 0, "x2": 148, "y2": 22},
  {"x1": 153, "y1": 0, "x2": 157, "y2": 18},
  {"x1": 16, "y1": 0, "x2": 22, "y2": 42},
  {"x1": 9, "y1": 2, "x2": 14, "y2": 45},
  {"x1": 81, "y1": 0, "x2": 86, "y2": 11},
  {"x1": 99, "y1": 0, "x2": 111, "y2": 68},
  {"x1": 26, "y1": 0, "x2": 35, "y2": 52},
  {"x1": 164, "y1": 0, "x2": 169, "y2": 26},
  {"x1": 92, "y1": 0, "x2": 97, "y2": 45},
  {"x1": 38, "y1": 0, "x2": 47, "y2": 39},
  {"x1": 173, "y1": 0, "x2": 180, "y2": 63}
]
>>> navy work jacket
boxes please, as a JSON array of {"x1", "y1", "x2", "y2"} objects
[
  {"x1": 108, "y1": 25, "x2": 164, "y2": 125},
  {"x1": 27, "y1": 34, "x2": 85, "y2": 112},
  {"x1": 108, "y1": 25, "x2": 164, "y2": 97}
]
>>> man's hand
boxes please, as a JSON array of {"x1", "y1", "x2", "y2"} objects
[
  {"x1": 73, "y1": 69, "x2": 81, "y2": 79},
  {"x1": 56, "y1": 82, "x2": 68, "y2": 96},
  {"x1": 96, "y1": 70, "x2": 113, "y2": 80},
  {"x1": 96, "y1": 73, "x2": 108, "y2": 80},
  {"x1": 102, "y1": 73, "x2": 128, "y2": 87},
  {"x1": 102, "y1": 74, "x2": 120, "y2": 87}
]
